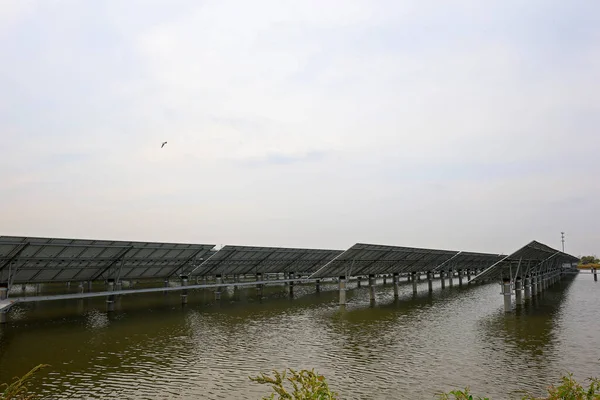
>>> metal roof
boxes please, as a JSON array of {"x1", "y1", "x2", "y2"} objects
[
  {"x1": 190, "y1": 245, "x2": 343, "y2": 276},
  {"x1": 0, "y1": 236, "x2": 215, "y2": 284},
  {"x1": 469, "y1": 240, "x2": 579, "y2": 282},
  {"x1": 310, "y1": 243, "x2": 504, "y2": 278}
]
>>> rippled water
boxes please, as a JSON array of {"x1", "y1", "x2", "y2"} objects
[{"x1": 0, "y1": 274, "x2": 598, "y2": 399}]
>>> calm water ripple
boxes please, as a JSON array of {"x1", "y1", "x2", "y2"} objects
[{"x1": 0, "y1": 275, "x2": 599, "y2": 399}]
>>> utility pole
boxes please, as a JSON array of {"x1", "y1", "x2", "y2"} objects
[{"x1": 561, "y1": 232, "x2": 565, "y2": 253}]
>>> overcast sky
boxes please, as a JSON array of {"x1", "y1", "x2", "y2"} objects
[{"x1": 1, "y1": 0, "x2": 598, "y2": 257}]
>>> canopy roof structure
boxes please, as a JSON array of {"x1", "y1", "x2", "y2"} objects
[
  {"x1": 190, "y1": 245, "x2": 343, "y2": 276},
  {"x1": 310, "y1": 243, "x2": 504, "y2": 278},
  {"x1": 0, "y1": 236, "x2": 215, "y2": 284},
  {"x1": 469, "y1": 240, "x2": 579, "y2": 282}
]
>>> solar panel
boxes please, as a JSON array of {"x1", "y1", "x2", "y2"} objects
[
  {"x1": 0, "y1": 236, "x2": 215, "y2": 284},
  {"x1": 469, "y1": 241, "x2": 579, "y2": 282},
  {"x1": 190, "y1": 245, "x2": 343, "y2": 276},
  {"x1": 310, "y1": 243, "x2": 505, "y2": 278}
]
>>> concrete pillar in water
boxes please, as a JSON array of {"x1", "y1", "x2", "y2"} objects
[
  {"x1": 256, "y1": 273, "x2": 263, "y2": 298},
  {"x1": 0, "y1": 284, "x2": 8, "y2": 300},
  {"x1": 115, "y1": 281, "x2": 122, "y2": 291},
  {"x1": 458, "y1": 270, "x2": 463, "y2": 287},
  {"x1": 106, "y1": 279, "x2": 115, "y2": 312},
  {"x1": 407, "y1": 274, "x2": 411, "y2": 282},
  {"x1": 532, "y1": 275, "x2": 538, "y2": 295},
  {"x1": 181, "y1": 275, "x2": 189, "y2": 305},
  {"x1": 440, "y1": 271, "x2": 446, "y2": 289},
  {"x1": 339, "y1": 276, "x2": 347, "y2": 305},
  {"x1": 87, "y1": 281, "x2": 93, "y2": 292},
  {"x1": 383, "y1": 275, "x2": 387, "y2": 285},
  {"x1": 524, "y1": 277, "x2": 531, "y2": 299},
  {"x1": 427, "y1": 271, "x2": 433, "y2": 292},
  {"x1": 215, "y1": 274, "x2": 222, "y2": 301},
  {"x1": 78, "y1": 282, "x2": 85, "y2": 293},
  {"x1": 467, "y1": 269, "x2": 471, "y2": 282},
  {"x1": 417, "y1": 273, "x2": 421, "y2": 281},
  {"x1": 369, "y1": 274, "x2": 376, "y2": 302},
  {"x1": 393, "y1": 273, "x2": 399, "y2": 298},
  {"x1": 538, "y1": 275, "x2": 543, "y2": 294},
  {"x1": 448, "y1": 270, "x2": 454, "y2": 287},
  {"x1": 289, "y1": 272, "x2": 295, "y2": 297},
  {"x1": 316, "y1": 279, "x2": 321, "y2": 293},
  {"x1": 36, "y1": 283, "x2": 42, "y2": 294},
  {"x1": 412, "y1": 272, "x2": 417, "y2": 294},
  {"x1": 357, "y1": 276, "x2": 362, "y2": 288},
  {"x1": 502, "y1": 279, "x2": 512, "y2": 313},
  {"x1": 515, "y1": 278, "x2": 523, "y2": 305}
]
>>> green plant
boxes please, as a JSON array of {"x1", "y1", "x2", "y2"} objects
[
  {"x1": 1, "y1": 364, "x2": 49, "y2": 400},
  {"x1": 522, "y1": 373, "x2": 600, "y2": 400},
  {"x1": 250, "y1": 368, "x2": 338, "y2": 400},
  {"x1": 437, "y1": 387, "x2": 489, "y2": 400},
  {"x1": 439, "y1": 373, "x2": 600, "y2": 400}
]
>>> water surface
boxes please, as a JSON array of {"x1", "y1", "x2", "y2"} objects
[{"x1": 0, "y1": 274, "x2": 598, "y2": 399}]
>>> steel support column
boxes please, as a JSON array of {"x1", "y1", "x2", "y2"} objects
[
  {"x1": 502, "y1": 279, "x2": 512, "y2": 313},
  {"x1": 369, "y1": 274, "x2": 376, "y2": 302},
  {"x1": 339, "y1": 276, "x2": 347, "y2": 305},
  {"x1": 440, "y1": 271, "x2": 446, "y2": 289},
  {"x1": 524, "y1": 277, "x2": 531, "y2": 299},
  {"x1": 106, "y1": 279, "x2": 115, "y2": 312},
  {"x1": 427, "y1": 271, "x2": 433, "y2": 292},
  {"x1": 515, "y1": 278, "x2": 523, "y2": 305},
  {"x1": 181, "y1": 275, "x2": 189, "y2": 304},
  {"x1": 215, "y1": 274, "x2": 222, "y2": 300},
  {"x1": 256, "y1": 273, "x2": 263, "y2": 298}
]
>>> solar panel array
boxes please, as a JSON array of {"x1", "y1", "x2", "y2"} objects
[
  {"x1": 191, "y1": 245, "x2": 343, "y2": 276},
  {"x1": 0, "y1": 236, "x2": 578, "y2": 286},
  {"x1": 310, "y1": 243, "x2": 504, "y2": 278},
  {"x1": 469, "y1": 240, "x2": 580, "y2": 282},
  {"x1": 0, "y1": 236, "x2": 215, "y2": 284}
]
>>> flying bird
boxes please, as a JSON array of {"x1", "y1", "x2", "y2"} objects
[{"x1": 161, "y1": 141, "x2": 167, "y2": 148}]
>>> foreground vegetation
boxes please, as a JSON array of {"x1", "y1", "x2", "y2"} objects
[
  {"x1": 251, "y1": 369, "x2": 600, "y2": 400},
  {"x1": 250, "y1": 369, "x2": 338, "y2": 400},
  {"x1": 4, "y1": 364, "x2": 600, "y2": 399},
  {"x1": 1, "y1": 364, "x2": 48, "y2": 400},
  {"x1": 439, "y1": 374, "x2": 600, "y2": 399}
]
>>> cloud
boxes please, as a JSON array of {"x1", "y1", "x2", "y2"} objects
[{"x1": 0, "y1": 0, "x2": 599, "y2": 256}]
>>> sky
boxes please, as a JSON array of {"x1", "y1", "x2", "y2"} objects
[{"x1": 1, "y1": 0, "x2": 599, "y2": 257}]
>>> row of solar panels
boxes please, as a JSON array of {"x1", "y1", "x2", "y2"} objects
[{"x1": 0, "y1": 236, "x2": 579, "y2": 284}]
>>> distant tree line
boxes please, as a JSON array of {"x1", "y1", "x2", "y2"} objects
[{"x1": 580, "y1": 255, "x2": 600, "y2": 265}]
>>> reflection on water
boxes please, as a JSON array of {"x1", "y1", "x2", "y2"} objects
[{"x1": 0, "y1": 275, "x2": 598, "y2": 399}]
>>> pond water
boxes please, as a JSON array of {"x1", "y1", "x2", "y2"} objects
[{"x1": 0, "y1": 274, "x2": 598, "y2": 399}]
